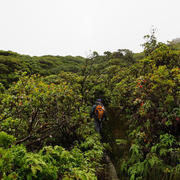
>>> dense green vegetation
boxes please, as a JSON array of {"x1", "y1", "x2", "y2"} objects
[
  {"x1": 172, "y1": 42, "x2": 180, "y2": 51},
  {"x1": 0, "y1": 51, "x2": 84, "y2": 88},
  {"x1": 0, "y1": 34, "x2": 179, "y2": 180}
]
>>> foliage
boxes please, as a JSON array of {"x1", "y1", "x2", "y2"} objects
[
  {"x1": 0, "y1": 71, "x2": 104, "y2": 179},
  {"x1": 0, "y1": 73, "x2": 84, "y2": 149},
  {"x1": 0, "y1": 131, "x2": 16, "y2": 148},
  {"x1": 110, "y1": 37, "x2": 180, "y2": 180},
  {"x1": 0, "y1": 33, "x2": 179, "y2": 179},
  {"x1": 142, "y1": 29, "x2": 158, "y2": 56},
  {"x1": 0, "y1": 132, "x2": 103, "y2": 179},
  {"x1": 0, "y1": 51, "x2": 85, "y2": 88}
]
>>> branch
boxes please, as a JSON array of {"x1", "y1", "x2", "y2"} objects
[{"x1": 15, "y1": 134, "x2": 31, "y2": 144}]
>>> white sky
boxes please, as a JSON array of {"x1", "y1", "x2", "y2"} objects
[{"x1": 0, "y1": 0, "x2": 179, "y2": 56}]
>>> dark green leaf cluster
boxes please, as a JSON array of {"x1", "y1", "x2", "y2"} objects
[
  {"x1": 0, "y1": 51, "x2": 85, "y2": 88},
  {"x1": 0, "y1": 131, "x2": 103, "y2": 179},
  {"x1": 109, "y1": 42, "x2": 180, "y2": 179}
]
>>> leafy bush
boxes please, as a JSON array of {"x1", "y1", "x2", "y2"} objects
[
  {"x1": 0, "y1": 72, "x2": 104, "y2": 179},
  {"x1": 0, "y1": 131, "x2": 103, "y2": 180},
  {"x1": 110, "y1": 38, "x2": 180, "y2": 180},
  {"x1": 0, "y1": 131, "x2": 16, "y2": 148}
]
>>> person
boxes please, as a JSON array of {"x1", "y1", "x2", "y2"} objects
[{"x1": 90, "y1": 99, "x2": 107, "y2": 134}]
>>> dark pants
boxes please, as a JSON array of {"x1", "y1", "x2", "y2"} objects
[{"x1": 94, "y1": 118, "x2": 102, "y2": 134}]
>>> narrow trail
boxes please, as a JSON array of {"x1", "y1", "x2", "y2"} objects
[
  {"x1": 105, "y1": 155, "x2": 119, "y2": 180},
  {"x1": 102, "y1": 107, "x2": 129, "y2": 180}
]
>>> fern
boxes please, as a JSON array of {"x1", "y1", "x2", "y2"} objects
[{"x1": 129, "y1": 143, "x2": 143, "y2": 163}]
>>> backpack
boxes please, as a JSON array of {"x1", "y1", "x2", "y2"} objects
[{"x1": 95, "y1": 104, "x2": 105, "y2": 119}]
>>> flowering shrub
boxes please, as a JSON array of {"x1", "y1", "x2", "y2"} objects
[
  {"x1": 0, "y1": 74, "x2": 104, "y2": 179},
  {"x1": 111, "y1": 43, "x2": 180, "y2": 180}
]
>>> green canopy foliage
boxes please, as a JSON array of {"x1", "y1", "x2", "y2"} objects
[{"x1": 0, "y1": 33, "x2": 179, "y2": 179}]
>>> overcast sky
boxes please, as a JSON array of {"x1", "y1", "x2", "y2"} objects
[{"x1": 0, "y1": 0, "x2": 179, "y2": 56}]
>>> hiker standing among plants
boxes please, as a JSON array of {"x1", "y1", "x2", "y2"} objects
[{"x1": 90, "y1": 99, "x2": 107, "y2": 134}]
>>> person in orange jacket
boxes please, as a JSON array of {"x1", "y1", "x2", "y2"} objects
[{"x1": 90, "y1": 99, "x2": 107, "y2": 134}]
